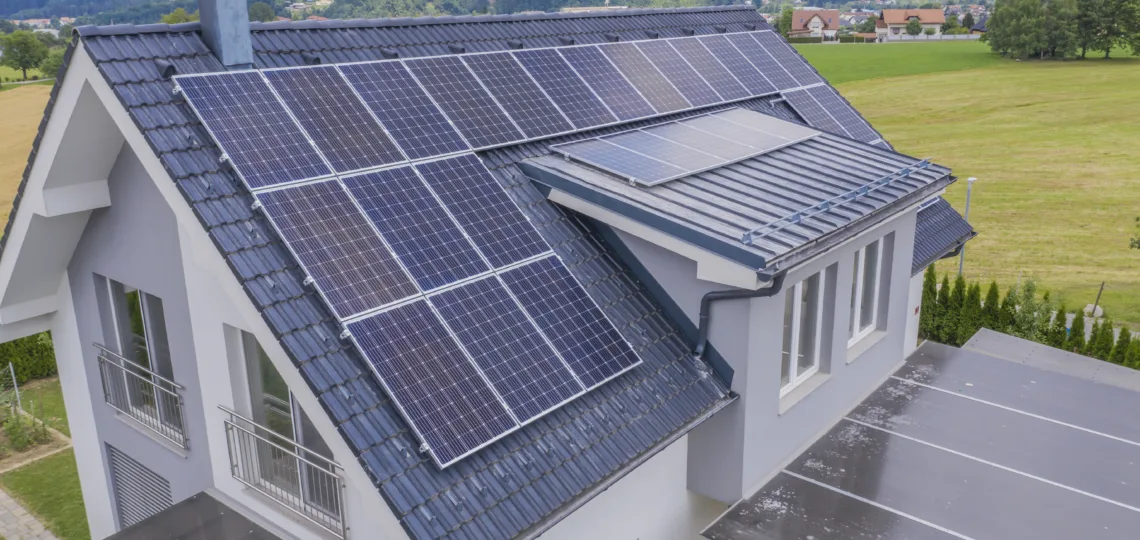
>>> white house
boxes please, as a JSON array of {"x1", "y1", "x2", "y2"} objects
[
  {"x1": 0, "y1": 3, "x2": 976, "y2": 539},
  {"x1": 787, "y1": 9, "x2": 840, "y2": 39},
  {"x1": 876, "y1": 8, "x2": 946, "y2": 37}
]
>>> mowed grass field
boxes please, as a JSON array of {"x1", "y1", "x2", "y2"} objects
[
  {"x1": 0, "y1": 84, "x2": 51, "y2": 225},
  {"x1": 799, "y1": 42, "x2": 1140, "y2": 325},
  {"x1": 0, "y1": 65, "x2": 45, "y2": 82}
]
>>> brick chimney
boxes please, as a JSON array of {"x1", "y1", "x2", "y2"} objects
[{"x1": 198, "y1": 0, "x2": 253, "y2": 68}]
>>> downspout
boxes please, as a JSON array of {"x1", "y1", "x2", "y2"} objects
[{"x1": 693, "y1": 271, "x2": 787, "y2": 358}]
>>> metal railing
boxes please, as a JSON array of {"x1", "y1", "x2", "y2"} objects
[
  {"x1": 96, "y1": 344, "x2": 188, "y2": 448},
  {"x1": 220, "y1": 406, "x2": 346, "y2": 538}
]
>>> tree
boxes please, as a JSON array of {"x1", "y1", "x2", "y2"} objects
[
  {"x1": 1067, "y1": 307, "x2": 1086, "y2": 352},
  {"x1": 778, "y1": 5, "x2": 795, "y2": 36},
  {"x1": 249, "y1": 2, "x2": 277, "y2": 22},
  {"x1": 0, "y1": 20, "x2": 17, "y2": 34},
  {"x1": 986, "y1": 0, "x2": 1046, "y2": 58},
  {"x1": 906, "y1": 18, "x2": 924, "y2": 35},
  {"x1": 958, "y1": 282, "x2": 983, "y2": 345},
  {"x1": 924, "y1": 27, "x2": 937, "y2": 36},
  {"x1": 944, "y1": 274, "x2": 966, "y2": 345},
  {"x1": 857, "y1": 18, "x2": 878, "y2": 33},
  {"x1": 1047, "y1": 303, "x2": 1068, "y2": 348},
  {"x1": 0, "y1": 31, "x2": 49, "y2": 80},
  {"x1": 1128, "y1": 339, "x2": 1140, "y2": 368},
  {"x1": 981, "y1": 281, "x2": 1001, "y2": 330},
  {"x1": 919, "y1": 2, "x2": 942, "y2": 7},
  {"x1": 161, "y1": 8, "x2": 200, "y2": 24},
  {"x1": 1094, "y1": 319, "x2": 1116, "y2": 359},
  {"x1": 1087, "y1": 319, "x2": 1103, "y2": 357},
  {"x1": 963, "y1": 11, "x2": 977, "y2": 29},
  {"x1": 935, "y1": 275, "x2": 952, "y2": 342},
  {"x1": 38, "y1": 47, "x2": 65, "y2": 79},
  {"x1": 920, "y1": 265, "x2": 938, "y2": 339},
  {"x1": 1042, "y1": 0, "x2": 1079, "y2": 58},
  {"x1": 1110, "y1": 327, "x2": 1132, "y2": 364},
  {"x1": 998, "y1": 286, "x2": 1017, "y2": 331},
  {"x1": 943, "y1": 14, "x2": 962, "y2": 32}
]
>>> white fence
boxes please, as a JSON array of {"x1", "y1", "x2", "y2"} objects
[{"x1": 883, "y1": 34, "x2": 981, "y2": 42}]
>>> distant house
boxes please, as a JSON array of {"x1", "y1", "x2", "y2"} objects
[
  {"x1": 876, "y1": 9, "x2": 946, "y2": 37},
  {"x1": 788, "y1": 9, "x2": 840, "y2": 38},
  {"x1": 971, "y1": 14, "x2": 988, "y2": 34}
]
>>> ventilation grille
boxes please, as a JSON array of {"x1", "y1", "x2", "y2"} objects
[{"x1": 108, "y1": 445, "x2": 173, "y2": 530}]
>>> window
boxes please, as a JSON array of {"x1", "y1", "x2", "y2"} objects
[
  {"x1": 849, "y1": 238, "x2": 884, "y2": 345},
  {"x1": 104, "y1": 279, "x2": 173, "y2": 381},
  {"x1": 781, "y1": 272, "x2": 825, "y2": 397}
]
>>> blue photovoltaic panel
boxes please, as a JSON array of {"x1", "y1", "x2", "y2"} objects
[
  {"x1": 643, "y1": 122, "x2": 756, "y2": 161},
  {"x1": 462, "y1": 52, "x2": 573, "y2": 139},
  {"x1": 263, "y1": 66, "x2": 405, "y2": 174},
  {"x1": 599, "y1": 43, "x2": 689, "y2": 113},
  {"x1": 606, "y1": 130, "x2": 723, "y2": 171},
  {"x1": 513, "y1": 48, "x2": 617, "y2": 129},
  {"x1": 431, "y1": 277, "x2": 584, "y2": 422},
  {"x1": 552, "y1": 139, "x2": 686, "y2": 184},
  {"x1": 414, "y1": 154, "x2": 549, "y2": 268},
  {"x1": 342, "y1": 167, "x2": 488, "y2": 291},
  {"x1": 501, "y1": 257, "x2": 641, "y2": 388},
  {"x1": 257, "y1": 180, "x2": 418, "y2": 318},
  {"x1": 404, "y1": 56, "x2": 524, "y2": 149},
  {"x1": 808, "y1": 85, "x2": 880, "y2": 142},
  {"x1": 635, "y1": 40, "x2": 721, "y2": 107},
  {"x1": 667, "y1": 38, "x2": 750, "y2": 101},
  {"x1": 696, "y1": 35, "x2": 778, "y2": 96},
  {"x1": 683, "y1": 113, "x2": 793, "y2": 149},
  {"x1": 782, "y1": 89, "x2": 845, "y2": 135},
  {"x1": 558, "y1": 46, "x2": 656, "y2": 121},
  {"x1": 338, "y1": 62, "x2": 470, "y2": 160},
  {"x1": 752, "y1": 31, "x2": 824, "y2": 86},
  {"x1": 725, "y1": 32, "x2": 798, "y2": 91},
  {"x1": 177, "y1": 72, "x2": 331, "y2": 188},
  {"x1": 348, "y1": 301, "x2": 517, "y2": 467}
]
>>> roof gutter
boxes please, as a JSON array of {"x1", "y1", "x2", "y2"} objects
[{"x1": 693, "y1": 270, "x2": 787, "y2": 358}]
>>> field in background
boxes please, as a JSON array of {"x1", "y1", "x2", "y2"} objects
[
  {"x1": 810, "y1": 43, "x2": 1140, "y2": 325},
  {"x1": 0, "y1": 65, "x2": 45, "y2": 82},
  {"x1": 0, "y1": 85, "x2": 51, "y2": 226}
]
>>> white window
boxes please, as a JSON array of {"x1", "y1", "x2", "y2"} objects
[
  {"x1": 781, "y1": 272, "x2": 825, "y2": 396},
  {"x1": 849, "y1": 238, "x2": 884, "y2": 345}
]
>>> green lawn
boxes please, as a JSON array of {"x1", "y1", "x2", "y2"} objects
[
  {"x1": 809, "y1": 43, "x2": 1140, "y2": 326},
  {"x1": 0, "y1": 449, "x2": 89, "y2": 540},
  {"x1": 20, "y1": 377, "x2": 68, "y2": 437},
  {"x1": 0, "y1": 65, "x2": 45, "y2": 83}
]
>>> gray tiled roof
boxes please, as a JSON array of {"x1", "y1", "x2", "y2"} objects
[
  {"x1": 912, "y1": 197, "x2": 975, "y2": 275},
  {"x1": 46, "y1": 7, "x2": 782, "y2": 539}
]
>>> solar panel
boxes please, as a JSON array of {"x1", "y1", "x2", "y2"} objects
[
  {"x1": 177, "y1": 71, "x2": 331, "y2": 189},
  {"x1": 782, "y1": 89, "x2": 846, "y2": 135},
  {"x1": 667, "y1": 37, "x2": 750, "y2": 101},
  {"x1": 431, "y1": 277, "x2": 584, "y2": 422},
  {"x1": 256, "y1": 180, "x2": 418, "y2": 318},
  {"x1": 342, "y1": 166, "x2": 489, "y2": 291},
  {"x1": 501, "y1": 256, "x2": 641, "y2": 388},
  {"x1": 808, "y1": 85, "x2": 880, "y2": 142},
  {"x1": 725, "y1": 33, "x2": 798, "y2": 92},
  {"x1": 683, "y1": 114, "x2": 792, "y2": 149},
  {"x1": 462, "y1": 52, "x2": 574, "y2": 139},
  {"x1": 513, "y1": 48, "x2": 617, "y2": 129},
  {"x1": 338, "y1": 61, "x2": 470, "y2": 160},
  {"x1": 263, "y1": 66, "x2": 405, "y2": 174},
  {"x1": 752, "y1": 31, "x2": 824, "y2": 86},
  {"x1": 697, "y1": 35, "x2": 778, "y2": 96},
  {"x1": 558, "y1": 46, "x2": 657, "y2": 121},
  {"x1": 348, "y1": 300, "x2": 517, "y2": 467},
  {"x1": 551, "y1": 139, "x2": 687, "y2": 184},
  {"x1": 606, "y1": 130, "x2": 723, "y2": 171},
  {"x1": 598, "y1": 43, "x2": 690, "y2": 113},
  {"x1": 404, "y1": 56, "x2": 524, "y2": 148},
  {"x1": 714, "y1": 107, "x2": 821, "y2": 142},
  {"x1": 414, "y1": 154, "x2": 549, "y2": 268},
  {"x1": 642, "y1": 122, "x2": 756, "y2": 161},
  {"x1": 635, "y1": 40, "x2": 721, "y2": 107}
]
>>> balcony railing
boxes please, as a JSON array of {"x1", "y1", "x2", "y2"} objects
[
  {"x1": 220, "y1": 406, "x2": 346, "y2": 538},
  {"x1": 95, "y1": 344, "x2": 188, "y2": 448}
]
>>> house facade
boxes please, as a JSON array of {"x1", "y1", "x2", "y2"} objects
[
  {"x1": 787, "y1": 9, "x2": 840, "y2": 39},
  {"x1": 876, "y1": 9, "x2": 946, "y2": 37},
  {"x1": 0, "y1": 3, "x2": 972, "y2": 540}
]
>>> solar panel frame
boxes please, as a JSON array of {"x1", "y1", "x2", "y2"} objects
[
  {"x1": 725, "y1": 32, "x2": 799, "y2": 92},
  {"x1": 347, "y1": 300, "x2": 519, "y2": 468},
  {"x1": 341, "y1": 166, "x2": 490, "y2": 291},
  {"x1": 634, "y1": 40, "x2": 722, "y2": 107},
  {"x1": 256, "y1": 180, "x2": 419, "y2": 319},
  {"x1": 175, "y1": 71, "x2": 332, "y2": 189},
  {"x1": 696, "y1": 35, "x2": 778, "y2": 96},
  {"x1": 462, "y1": 52, "x2": 575, "y2": 139},
  {"x1": 404, "y1": 56, "x2": 525, "y2": 149},
  {"x1": 598, "y1": 43, "x2": 690, "y2": 114},
  {"x1": 808, "y1": 85, "x2": 881, "y2": 142},
  {"x1": 752, "y1": 31, "x2": 824, "y2": 87},
  {"x1": 263, "y1": 66, "x2": 407, "y2": 175},
  {"x1": 666, "y1": 37, "x2": 751, "y2": 101},
  {"x1": 512, "y1": 48, "x2": 618, "y2": 129},
  {"x1": 430, "y1": 276, "x2": 586, "y2": 422},
  {"x1": 557, "y1": 46, "x2": 657, "y2": 121}
]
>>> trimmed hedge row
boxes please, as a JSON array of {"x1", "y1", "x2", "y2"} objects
[{"x1": 0, "y1": 333, "x2": 56, "y2": 384}]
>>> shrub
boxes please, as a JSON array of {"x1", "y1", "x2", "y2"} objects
[
  {"x1": 0, "y1": 332, "x2": 56, "y2": 384},
  {"x1": 1068, "y1": 308, "x2": 1086, "y2": 352},
  {"x1": 935, "y1": 275, "x2": 952, "y2": 342},
  {"x1": 981, "y1": 281, "x2": 1001, "y2": 330},
  {"x1": 1087, "y1": 320, "x2": 1104, "y2": 358},
  {"x1": 1128, "y1": 340, "x2": 1140, "y2": 368},
  {"x1": 957, "y1": 283, "x2": 983, "y2": 345},
  {"x1": 1094, "y1": 320, "x2": 1116, "y2": 360},
  {"x1": 919, "y1": 265, "x2": 938, "y2": 339},
  {"x1": 1047, "y1": 304, "x2": 1067, "y2": 348},
  {"x1": 4, "y1": 406, "x2": 32, "y2": 451},
  {"x1": 1111, "y1": 329, "x2": 1132, "y2": 365}
]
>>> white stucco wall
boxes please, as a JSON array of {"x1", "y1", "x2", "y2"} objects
[
  {"x1": 538, "y1": 436, "x2": 727, "y2": 540},
  {"x1": 904, "y1": 272, "x2": 924, "y2": 358}
]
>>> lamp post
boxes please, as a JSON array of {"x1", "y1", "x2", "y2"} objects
[{"x1": 958, "y1": 177, "x2": 976, "y2": 276}]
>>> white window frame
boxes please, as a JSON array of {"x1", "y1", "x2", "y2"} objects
[
  {"x1": 848, "y1": 238, "x2": 884, "y2": 347},
  {"x1": 781, "y1": 274, "x2": 826, "y2": 398}
]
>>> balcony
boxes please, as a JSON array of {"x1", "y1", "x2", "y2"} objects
[
  {"x1": 220, "y1": 406, "x2": 347, "y2": 538},
  {"x1": 95, "y1": 344, "x2": 188, "y2": 448}
]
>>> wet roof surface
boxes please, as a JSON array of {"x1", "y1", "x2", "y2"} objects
[
  {"x1": 107, "y1": 492, "x2": 278, "y2": 540},
  {"x1": 704, "y1": 336, "x2": 1140, "y2": 540}
]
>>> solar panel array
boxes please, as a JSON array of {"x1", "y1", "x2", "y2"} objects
[
  {"x1": 551, "y1": 107, "x2": 819, "y2": 186},
  {"x1": 174, "y1": 28, "x2": 848, "y2": 468},
  {"x1": 781, "y1": 85, "x2": 884, "y2": 145}
]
